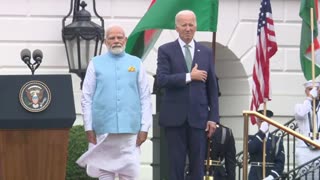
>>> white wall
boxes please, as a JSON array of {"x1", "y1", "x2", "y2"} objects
[
  {"x1": 215, "y1": 0, "x2": 307, "y2": 148},
  {"x1": 0, "y1": 0, "x2": 308, "y2": 179}
]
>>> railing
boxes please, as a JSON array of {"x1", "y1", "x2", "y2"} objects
[
  {"x1": 280, "y1": 156, "x2": 320, "y2": 180},
  {"x1": 272, "y1": 118, "x2": 298, "y2": 175},
  {"x1": 242, "y1": 111, "x2": 320, "y2": 180},
  {"x1": 234, "y1": 118, "x2": 297, "y2": 180}
]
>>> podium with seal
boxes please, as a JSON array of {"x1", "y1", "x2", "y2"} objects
[{"x1": 0, "y1": 74, "x2": 76, "y2": 180}]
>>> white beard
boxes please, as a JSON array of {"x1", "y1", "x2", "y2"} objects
[{"x1": 110, "y1": 46, "x2": 124, "y2": 55}]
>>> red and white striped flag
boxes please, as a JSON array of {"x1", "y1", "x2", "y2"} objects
[{"x1": 250, "y1": 0, "x2": 278, "y2": 124}]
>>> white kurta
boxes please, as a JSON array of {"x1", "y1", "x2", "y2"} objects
[
  {"x1": 81, "y1": 59, "x2": 152, "y2": 133},
  {"x1": 294, "y1": 98, "x2": 320, "y2": 179},
  {"x1": 76, "y1": 134, "x2": 140, "y2": 178},
  {"x1": 78, "y1": 58, "x2": 152, "y2": 178}
]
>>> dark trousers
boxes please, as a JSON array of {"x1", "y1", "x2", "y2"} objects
[{"x1": 165, "y1": 122, "x2": 206, "y2": 180}]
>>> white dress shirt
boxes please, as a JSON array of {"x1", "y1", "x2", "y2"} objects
[{"x1": 178, "y1": 38, "x2": 195, "y2": 83}]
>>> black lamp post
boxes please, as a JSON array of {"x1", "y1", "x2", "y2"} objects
[{"x1": 62, "y1": 0, "x2": 104, "y2": 88}]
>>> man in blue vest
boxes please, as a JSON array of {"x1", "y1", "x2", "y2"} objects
[{"x1": 77, "y1": 25, "x2": 152, "y2": 180}]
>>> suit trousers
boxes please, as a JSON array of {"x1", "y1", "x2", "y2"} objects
[{"x1": 165, "y1": 122, "x2": 206, "y2": 180}]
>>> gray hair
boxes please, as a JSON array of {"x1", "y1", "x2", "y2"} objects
[
  {"x1": 175, "y1": 10, "x2": 197, "y2": 26},
  {"x1": 105, "y1": 24, "x2": 126, "y2": 38}
]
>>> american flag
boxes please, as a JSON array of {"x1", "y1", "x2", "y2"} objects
[{"x1": 250, "y1": 0, "x2": 277, "y2": 124}]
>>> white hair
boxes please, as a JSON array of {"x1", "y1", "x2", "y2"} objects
[
  {"x1": 105, "y1": 24, "x2": 126, "y2": 38},
  {"x1": 175, "y1": 10, "x2": 197, "y2": 26}
]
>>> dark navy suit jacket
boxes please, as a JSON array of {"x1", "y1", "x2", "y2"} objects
[{"x1": 156, "y1": 39, "x2": 219, "y2": 129}]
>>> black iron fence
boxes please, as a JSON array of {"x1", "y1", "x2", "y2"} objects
[{"x1": 234, "y1": 118, "x2": 320, "y2": 180}]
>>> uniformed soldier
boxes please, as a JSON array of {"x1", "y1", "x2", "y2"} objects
[
  {"x1": 248, "y1": 110, "x2": 285, "y2": 180},
  {"x1": 206, "y1": 124, "x2": 236, "y2": 180},
  {"x1": 295, "y1": 80, "x2": 320, "y2": 179}
]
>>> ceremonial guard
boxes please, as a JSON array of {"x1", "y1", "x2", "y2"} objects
[
  {"x1": 295, "y1": 80, "x2": 320, "y2": 179},
  {"x1": 207, "y1": 124, "x2": 236, "y2": 180},
  {"x1": 248, "y1": 110, "x2": 285, "y2": 180}
]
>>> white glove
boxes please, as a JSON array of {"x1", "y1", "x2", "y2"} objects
[
  {"x1": 310, "y1": 87, "x2": 318, "y2": 98},
  {"x1": 259, "y1": 121, "x2": 269, "y2": 133},
  {"x1": 263, "y1": 175, "x2": 274, "y2": 180}
]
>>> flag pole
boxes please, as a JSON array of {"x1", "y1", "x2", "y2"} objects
[
  {"x1": 212, "y1": 32, "x2": 216, "y2": 64},
  {"x1": 207, "y1": 31, "x2": 216, "y2": 180},
  {"x1": 310, "y1": 7, "x2": 317, "y2": 140},
  {"x1": 262, "y1": 102, "x2": 267, "y2": 179}
]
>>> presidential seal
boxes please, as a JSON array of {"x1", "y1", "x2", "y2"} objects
[{"x1": 19, "y1": 80, "x2": 51, "y2": 112}]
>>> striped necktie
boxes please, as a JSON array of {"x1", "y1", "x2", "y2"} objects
[{"x1": 184, "y1": 44, "x2": 192, "y2": 71}]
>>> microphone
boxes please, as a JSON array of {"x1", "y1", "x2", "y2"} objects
[
  {"x1": 20, "y1": 49, "x2": 31, "y2": 64},
  {"x1": 32, "y1": 49, "x2": 43, "y2": 64}
]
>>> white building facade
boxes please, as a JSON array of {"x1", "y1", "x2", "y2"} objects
[{"x1": 0, "y1": 0, "x2": 311, "y2": 179}]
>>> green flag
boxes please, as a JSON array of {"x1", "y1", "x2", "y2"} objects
[
  {"x1": 299, "y1": 0, "x2": 320, "y2": 80},
  {"x1": 126, "y1": 0, "x2": 219, "y2": 59}
]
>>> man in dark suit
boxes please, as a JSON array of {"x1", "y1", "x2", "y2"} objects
[
  {"x1": 248, "y1": 110, "x2": 285, "y2": 180},
  {"x1": 156, "y1": 10, "x2": 219, "y2": 180}
]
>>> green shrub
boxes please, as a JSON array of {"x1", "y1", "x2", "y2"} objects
[{"x1": 67, "y1": 125, "x2": 97, "y2": 180}]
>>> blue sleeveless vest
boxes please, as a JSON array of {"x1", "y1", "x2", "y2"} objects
[{"x1": 92, "y1": 52, "x2": 142, "y2": 135}]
